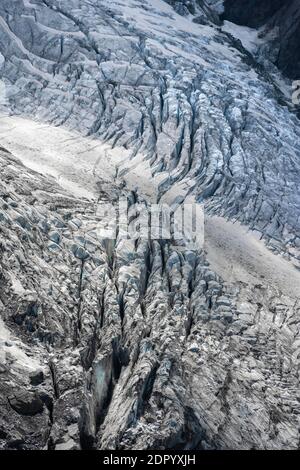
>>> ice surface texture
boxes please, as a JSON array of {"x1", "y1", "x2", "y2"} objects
[{"x1": 0, "y1": 0, "x2": 300, "y2": 450}]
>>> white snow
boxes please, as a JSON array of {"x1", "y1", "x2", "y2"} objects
[
  {"x1": 0, "y1": 317, "x2": 42, "y2": 372},
  {"x1": 205, "y1": 215, "x2": 300, "y2": 299},
  {"x1": 1, "y1": 115, "x2": 299, "y2": 302},
  {"x1": 0, "y1": 115, "x2": 128, "y2": 200},
  {"x1": 222, "y1": 20, "x2": 263, "y2": 54},
  {"x1": 9, "y1": 273, "x2": 26, "y2": 296}
]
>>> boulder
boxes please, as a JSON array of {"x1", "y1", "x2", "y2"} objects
[
  {"x1": 29, "y1": 370, "x2": 44, "y2": 386},
  {"x1": 8, "y1": 390, "x2": 44, "y2": 416}
]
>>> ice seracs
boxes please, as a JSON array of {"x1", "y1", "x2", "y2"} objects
[{"x1": 0, "y1": 0, "x2": 300, "y2": 450}]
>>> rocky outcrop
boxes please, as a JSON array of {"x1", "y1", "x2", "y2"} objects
[
  {"x1": 222, "y1": 0, "x2": 287, "y2": 28},
  {"x1": 165, "y1": 0, "x2": 221, "y2": 23},
  {"x1": 222, "y1": 0, "x2": 300, "y2": 79},
  {"x1": 8, "y1": 390, "x2": 44, "y2": 416},
  {"x1": 272, "y1": 0, "x2": 300, "y2": 79}
]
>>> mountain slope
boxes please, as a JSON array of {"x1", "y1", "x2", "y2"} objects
[
  {"x1": 222, "y1": 0, "x2": 300, "y2": 79},
  {"x1": 0, "y1": 0, "x2": 300, "y2": 450}
]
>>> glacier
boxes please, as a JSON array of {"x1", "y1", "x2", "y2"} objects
[{"x1": 0, "y1": 0, "x2": 300, "y2": 450}]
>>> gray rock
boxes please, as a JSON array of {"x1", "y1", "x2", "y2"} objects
[
  {"x1": 8, "y1": 390, "x2": 44, "y2": 416},
  {"x1": 222, "y1": 0, "x2": 300, "y2": 79},
  {"x1": 29, "y1": 370, "x2": 44, "y2": 386}
]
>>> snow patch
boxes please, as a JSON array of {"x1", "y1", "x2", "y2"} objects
[
  {"x1": 222, "y1": 20, "x2": 263, "y2": 53},
  {"x1": 0, "y1": 317, "x2": 42, "y2": 372}
]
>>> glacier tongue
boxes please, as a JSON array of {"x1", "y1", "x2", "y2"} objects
[
  {"x1": 0, "y1": 0, "x2": 299, "y2": 254},
  {"x1": 0, "y1": 0, "x2": 300, "y2": 451}
]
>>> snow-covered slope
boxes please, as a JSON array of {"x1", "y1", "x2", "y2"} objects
[
  {"x1": 1, "y1": 0, "x2": 299, "y2": 255},
  {"x1": 0, "y1": 0, "x2": 300, "y2": 450},
  {"x1": 222, "y1": 0, "x2": 300, "y2": 80}
]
